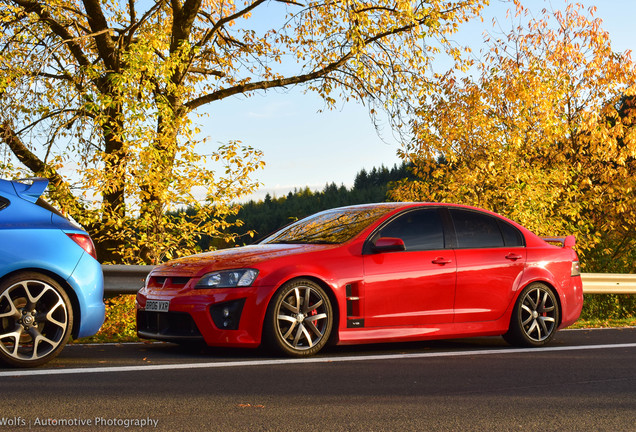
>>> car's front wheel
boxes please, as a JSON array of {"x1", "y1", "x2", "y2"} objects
[
  {"x1": 0, "y1": 273, "x2": 73, "y2": 367},
  {"x1": 504, "y1": 282, "x2": 560, "y2": 347},
  {"x1": 264, "y1": 279, "x2": 333, "y2": 357}
]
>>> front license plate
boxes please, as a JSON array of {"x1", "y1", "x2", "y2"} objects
[{"x1": 145, "y1": 300, "x2": 170, "y2": 312}]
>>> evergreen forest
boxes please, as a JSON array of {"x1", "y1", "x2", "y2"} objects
[{"x1": 201, "y1": 163, "x2": 413, "y2": 249}]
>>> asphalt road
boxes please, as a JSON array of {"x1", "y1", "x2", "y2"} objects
[{"x1": 1, "y1": 328, "x2": 635, "y2": 431}]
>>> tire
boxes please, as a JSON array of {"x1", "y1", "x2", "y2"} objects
[
  {"x1": 0, "y1": 272, "x2": 73, "y2": 367},
  {"x1": 503, "y1": 282, "x2": 560, "y2": 347},
  {"x1": 264, "y1": 279, "x2": 333, "y2": 357}
]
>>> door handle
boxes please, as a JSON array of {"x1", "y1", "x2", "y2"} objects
[
  {"x1": 505, "y1": 253, "x2": 523, "y2": 261},
  {"x1": 432, "y1": 257, "x2": 452, "y2": 265}
]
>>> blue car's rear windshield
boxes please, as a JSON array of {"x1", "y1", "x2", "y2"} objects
[
  {"x1": 261, "y1": 206, "x2": 394, "y2": 245},
  {"x1": 36, "y1": 198, "x2": 66, "y2": 218}
]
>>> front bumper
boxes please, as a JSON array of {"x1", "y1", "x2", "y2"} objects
[
  {"x1": 137, "y1": 310, "x2": 204, "y2": 342},
  {"x1": 136, "y1": 280, "x2": 267, "y2": 348}
]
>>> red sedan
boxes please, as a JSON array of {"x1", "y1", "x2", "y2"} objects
[{"x1": 136, "y1": 203, "x2": 583, "y2": 356}]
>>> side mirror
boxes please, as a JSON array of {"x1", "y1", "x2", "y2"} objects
[{"x1": 372, "y1": 237, "x2": 406, "y2": 253}]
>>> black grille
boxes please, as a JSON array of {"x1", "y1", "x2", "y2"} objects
[
  {"x1": 209, "y1": 299, "x2": 246, "y2": 330},
  {"x1": 137, "y1": 311, "x2": 203, "y2": 341},
  {"x1": 151, "y1": 276, "x2": 191, "y2": 287}
]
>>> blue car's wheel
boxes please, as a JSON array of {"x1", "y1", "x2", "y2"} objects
[{"x1": 0, "y1": 272, "x2": 73, "y2": 367}]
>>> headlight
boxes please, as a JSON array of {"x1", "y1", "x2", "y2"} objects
[{"x1": 195, "y1": 269, "x2": 259, "y2": 289}]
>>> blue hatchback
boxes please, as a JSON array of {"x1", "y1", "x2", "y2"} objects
[{"x1": 0, "y1": 178, "x2": 104, "y2": 367}]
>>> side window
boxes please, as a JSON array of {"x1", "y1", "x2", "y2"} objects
[
  {"x1": 0, "y1": 196, "x2": 8, "y2": 211},
  {"x1": 450, "y1": 209, "x2": 505, "y2": 249},
  {"x1": 499, "y1": 220, "x2": 525, "y2": 247},
  {"x1": 377, "y1": 209, "x2": 444, "y2": 251}
]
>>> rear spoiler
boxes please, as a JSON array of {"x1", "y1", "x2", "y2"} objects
[
  {"x1": 541, "y1": 235, "x2": 576, "y2": 248},
  {"x1": 12, "y1": 177, "x2": 49, "y2": 203}
]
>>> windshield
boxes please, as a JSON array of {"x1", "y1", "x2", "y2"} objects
[{"x1": 261, "y1": 206, "x2": 394, "y2": 245}]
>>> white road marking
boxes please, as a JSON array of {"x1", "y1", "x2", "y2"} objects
[{"x1": 1, "y1": 343, "x2": 635, "y2": 378}]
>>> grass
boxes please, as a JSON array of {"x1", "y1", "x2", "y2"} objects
[{"x1": 569, "y1": 318, "x2": 636, "y2": 329}]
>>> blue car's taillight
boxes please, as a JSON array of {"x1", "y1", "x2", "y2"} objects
[{"x1": 67, "y1": 233, "x2": 98, "y2": 260}]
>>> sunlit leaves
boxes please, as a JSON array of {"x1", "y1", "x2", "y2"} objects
[
  {"x1": 1, "y1": 0, "x2": 486, "y2": 263},
  {"x1": 392, "y1": 2, "x2": 636, "y2": 271}
]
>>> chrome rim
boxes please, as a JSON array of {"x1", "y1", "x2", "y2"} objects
[
  {"x1": 276, "y1": 285, "x2": 329, "y2": 351},
  {"x1": 520, "y1": 287, "x2": 556, "y2": 342},
  {"x1": 0, "y1": 280, "x2": 68, "y2": 362}
]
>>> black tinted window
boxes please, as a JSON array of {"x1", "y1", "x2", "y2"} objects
[
  {"x1": 450, "y1": 209, "x2": 504, "y2": 249},
  {"x1": 499, "y1": 220, "x2": 524, "y2": 247},
  {"x1": 377, "y1": 209, "x2": 444, "y2": 251},
  {"x1": 0, "y1": 197, "x2": 8, "y2": 211}
]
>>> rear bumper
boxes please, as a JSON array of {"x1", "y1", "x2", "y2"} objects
[
  {"x1": 560, "y1": 275, "x2": 584, "y2": 328},
  {"x1": 67, "y1": 253, "x2": 105, "y2": 338}
]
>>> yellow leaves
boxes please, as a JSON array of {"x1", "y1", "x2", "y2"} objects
[
  {"x1": 83, "y1": 295, "x2": 137, "y2": 342},
  {"x1": 395, "y1": 1, "x2": 636, "y2": 269},
  {"x1": 237, "y1": 403, "x2": 265, "y2": 409},
  {"x1": 3, "y1": 0, "x2": 492, "y2": 263}
]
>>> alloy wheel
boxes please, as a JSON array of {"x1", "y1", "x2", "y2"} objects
[
  {"x1": 0, "y1": 276, "x2": 71, "y2": 366},
  {"x1": 276, "y1": 284, "x2": 329, "y2": 350},
  {"x1": 519, "y1": 285, "x2": 557, "y2": 343},
  {"x1": 267, "y1": 279, "x2": 333, "y2": 356}
]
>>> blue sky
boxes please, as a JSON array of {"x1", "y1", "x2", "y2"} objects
[{"x1": 200, "y1": 0, "x2": 636, "y2": 202}]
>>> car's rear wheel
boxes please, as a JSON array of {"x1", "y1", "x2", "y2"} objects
[
  {"x1": 504, "y1": 282, "x2": 559, "y2": 347},
  {"x1": 0, "y1": 273, "x2": 73, "y2": 367},
  {"x1": 264, "y1": 279, "x2": 333, "y2": 357}
]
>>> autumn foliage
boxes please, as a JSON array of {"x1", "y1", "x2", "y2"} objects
[
  {"x1": 391, "y1": 2, "x2": 636, "y2": 272},
  {"x1": 0, "y1": 0, "x2": 486, "y2": 264},
  {"x1": 90, "y1": 295, "x2": 138, "y2": 343}
]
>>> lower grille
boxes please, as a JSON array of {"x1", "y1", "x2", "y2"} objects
[
  {"x1": 137, "y1": 311, "x2": 203, "y2": 341},
  {"x1": 209, "y1": 298, "x2": 246, "y2": 330}
]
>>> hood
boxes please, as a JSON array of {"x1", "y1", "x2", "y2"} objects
[{"x1": 152, "y1": 243, "x2": 337, "y2": 276}]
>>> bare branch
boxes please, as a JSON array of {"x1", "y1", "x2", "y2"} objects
[
  {"x1": 187, "y1": 67, "x2": 226, "y2": 77},
  {"x1": 185, "y1": 53, "x2": 351, "y2": 110},
  {"x1": 10, "y1": 0, "x2": 92, "y2": 68},
  {"x1": 82, "y1": 0, "x2": 119, "y2": 70},
  {"x1": 275, "y1": 0, "x2": 304, "y2": 6},
  {"x1": 0, "y1": 120, "x2": 88, "y2": 220},
  {"x1": 185, "y1": 7, "x2": 436, "y2": 110},
  {"x1": 195, "y1": 0, "x2": 268, "y2": 50}
]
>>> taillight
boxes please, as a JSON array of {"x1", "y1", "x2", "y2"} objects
[
  {"x1": 67, "y1": 233, "x2": 98, "y2": 260},
  {"x1": 571, "y1": 261, "x2": 581, "y2": 277}
]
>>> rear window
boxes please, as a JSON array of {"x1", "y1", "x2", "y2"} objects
[
  {"x1": 499, "y1": 220, "x2": 525, "y2": 247},
  {"x1": 450, "y1": 209, "x2": 524, "y2": 248},
  {"x1": 36, "y1": 197, "x2": 66, "y2": 218}
]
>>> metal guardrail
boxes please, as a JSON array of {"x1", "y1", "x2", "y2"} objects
[
  {"x1": 102, "y1": 265, "x2": 636, "y2": 296},
  {"x1": 102, "y1": 265, "x2": 152, "y2": 296},
  {"x1": 580, "y1": 273, "x2": 636, "y2": 295}
]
